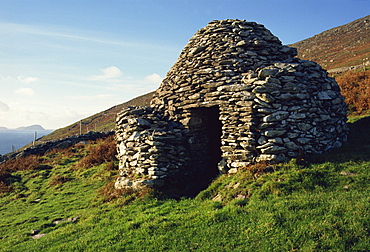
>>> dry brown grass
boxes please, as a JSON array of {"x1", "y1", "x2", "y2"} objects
[
  {"x1": 98, "y1": 178, "x2": 153, "y2": 205},
  {"x1": 336, "y1": 70, "x2": 370, "y2": 113},
  {"x1": 49, "y1": 174, "x2": 71, "y2": 186},
  {"x1": 104, "y1": 161, "x2": 116, "y2": 171},
  {"x1": 0, "y1": 135, "x2": 116, "y2": 194},
  {"x1": 76, "y1": 135, "x2": 117, "y2": 169},
  {"x1": 240, "y1": 161, "x2": 276, "y2": 179},
  {"x1": 0, "y1": 155, "x2": 44, "y2": 193},
  {"x1": 2, "y1": 155, "x2": 42, "y2": 172},
  {"x1": 0, "y1": 181, "x2": 12, "y2": 194}
]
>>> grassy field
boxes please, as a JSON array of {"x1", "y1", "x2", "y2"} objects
[{"x1": 0, "y1": 116, "x2": 369, "y2": 251}]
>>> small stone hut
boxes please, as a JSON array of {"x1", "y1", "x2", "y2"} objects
[{"x1": 115, "y1": 19, "x2": 348, "y2": 192}]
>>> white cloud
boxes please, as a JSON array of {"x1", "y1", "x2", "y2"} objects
[
  {"x1": 91, "y1": 66, "x2": 122, "y2": 81},
  {"x1": 0, "y1": 101, "x2": 87, "y2": 129},
  {"x1": 15, "y1": 87, "x2": 35, "y2": 97},
  {"x1": 17, "y1": 76, "x2": 40, "y2": 84},
  {"x1": 0, "y1": 22, "x2": 179, "y2": 52},
  {"x1": 1, "y1": 76, "x2": 13, "y2": 81},
  {"x1": 1, "y1": 75, "x2": 39, "y2": 84},
  {"x1": 0, "y1": 101, "x2": 10, "y2": 112},
  {"x1": 144, "y1": 73, "x2": 163, "y2": 84}
]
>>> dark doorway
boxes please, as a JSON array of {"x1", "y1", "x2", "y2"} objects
[
  {"x1": 183, "y1": 106, "x2": 222, "y2": 196},
  {"x1": 206, "y1": 106, "x2": 223, "y2": 174}
]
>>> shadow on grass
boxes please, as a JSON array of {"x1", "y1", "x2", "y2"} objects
[
  {"x1": 156, "y1": 117, "x2": 370, "y2": 199},
  {"x1": 323, "y1": 116, "x2": 370, "y2": 163}
]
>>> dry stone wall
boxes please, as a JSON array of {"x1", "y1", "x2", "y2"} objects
[
  {"x1": 115, "y1": 19, "x2": 348, "y2": 191},
  {"x1": 115, "y1": 107, "x2": 188, "y2": 189},
  {"x1": 0, "y1": 131, "x2": 113, "y2": 165}
]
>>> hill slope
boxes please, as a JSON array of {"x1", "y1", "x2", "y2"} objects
[
  {"x1": 0, "y1": 116, "x2": 369, "y2": 251},
  {"x1": 291, "y1": 15, "x2": 370, "y2": 70},
  {"x1": 1, "y1": 16, "x2": 370, "y2": 250}
]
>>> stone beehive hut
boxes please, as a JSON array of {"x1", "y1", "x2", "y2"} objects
[{"x1": 115, "y1": 19, "x2": 348, "y2": 192}]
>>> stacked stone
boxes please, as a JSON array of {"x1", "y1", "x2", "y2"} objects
[
  {"x1": 216, "y1": 84, "x2": 257, "y2": 172},
  {"x1": 150, "y1": 19, "x2": 297, "y2": 114},
  {"x1": 115, "y1": 107, "x2": 188, "y2": 189},
  {"x1": 115, "y1": 19, "x2": 348, "y2": 189},
  {"x1": 149, "y1": 19, "x2": 348, "y2": 171},
  {"x1": 247, "y1": 61, "x2": 348, "y2": 163}
]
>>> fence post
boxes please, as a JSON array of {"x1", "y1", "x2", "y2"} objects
[{"x1": 33, "y1": 131, "x2": 37, "y2": 146}]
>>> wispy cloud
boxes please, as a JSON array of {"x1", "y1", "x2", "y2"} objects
[
  {"x1": 17, "y1": 76, "x2": 40, "y2": 84},
  {"x1": 0, "y1": 22, "x2": 126, "y2": 46},
  {"x1": 1, "y1": 75, "x2": 40, "y2": 84},
  {"x1": 108, "y1": 73, "x2": 162, "y2": 97},
  {"x1": 0, "y1": 76, "x2": 13, "y2": 82},
  {"x1": 15, "y1": 87, "x2": 35, "y2": 97},
  {"x1": 0, "y1": 22, "x2": 179, "y2": 52}
]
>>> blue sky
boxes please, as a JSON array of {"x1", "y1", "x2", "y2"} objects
[{"x1": 0, "y1": 0, "x2": 368, "y2": 129}]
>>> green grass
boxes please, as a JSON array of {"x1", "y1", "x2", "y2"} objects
[
  {"x1": 0, "y1": 117, "x2": 370, "y2": 251},
  {"x1": 347, "y1": 112, "x2": 370, "y2": 123}
]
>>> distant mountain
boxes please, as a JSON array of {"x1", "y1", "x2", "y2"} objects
[
  {"x1": 16, "y1": 125, "x2": 45, "y2": 131},
  {"x1": 0, "y1": 127, "x2": 7, "y2": 130},
  {"x1": 291, "y1": 15, "x2": 370, "y2": 70}
]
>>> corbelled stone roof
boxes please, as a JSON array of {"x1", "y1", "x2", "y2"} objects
[
  {"x1": 151, "y1": 19, "x2": 297, "y2": 111},
  {"x1": 115, "y1": 19, "x2": 348, "y2": 192}
]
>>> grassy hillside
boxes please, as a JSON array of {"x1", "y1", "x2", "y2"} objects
[
  {"x1": 0, "y1": 115, "x2": 369, "y2": 251},
  {"x1": 291, "y1": 15, "x2": 370, "y2": 70},
  {"x1": 2, "y1": 16, "x2": 369, "y2": 251}
]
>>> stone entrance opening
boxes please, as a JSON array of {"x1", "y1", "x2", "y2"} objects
[
  {"x1": 115, "y1": 19, "x2": 349, "y2": 198},
  {"x1": 185, "y1": 106, "x2": 222, "y2": 195}
]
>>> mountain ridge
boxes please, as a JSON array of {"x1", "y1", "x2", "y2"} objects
[
  {"x1": 290, "y1": 15, "x2": 370, "y2": 70},
  {"x1": 15, "y1": 124, "x2": 45, "y2": 131}
]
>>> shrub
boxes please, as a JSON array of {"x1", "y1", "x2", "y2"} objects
[
  {"x1": 0, "y1": 167, "x2": 10, "y2": 182},
  {"x1": 0, "y1": 181, "x2": 12, "y2": 194},
  {"x1": 0, "y1": 155, "x2": 42, "y2": 193},
  {"x1": 1, "y1": 155, "x2": 41, "y2": 172},
  {"x1": 76, "y1": 135, "x2": 117, "y2": 169},
  {"x1": 336, "y1": 70, "x2": 370, "y2": 113}
]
